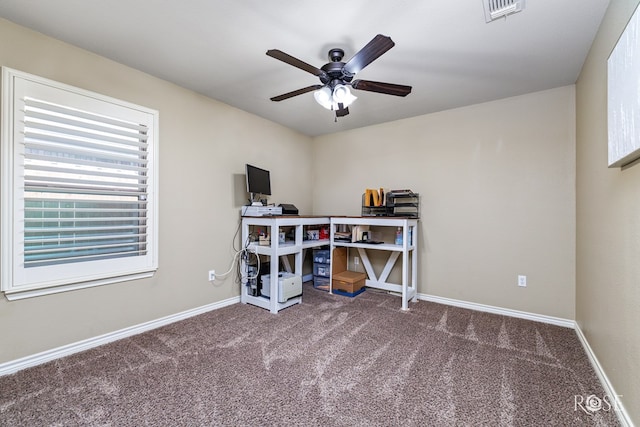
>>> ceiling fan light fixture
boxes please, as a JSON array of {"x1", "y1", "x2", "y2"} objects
[
  {"x1": 314, "y1": 84, "x2": 357, "y2": 111},
  {"x1": 313, "y1": 86, "x2": 333, "y2": 109},
  {"x1": 332, "y1": 84, "x2": 357, "y2": 107}
]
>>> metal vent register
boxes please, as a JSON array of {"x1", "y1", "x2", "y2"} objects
[{"x1": 483, "y1": 0, "x2": 525, "y2": 22}]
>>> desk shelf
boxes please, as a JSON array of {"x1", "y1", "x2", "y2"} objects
[
  {"x1": 332, "y1": 241, "x2": 414, "y2": 252},
  {"x1": 302, "y1": 239, "x2": 330, "y2": 250}
]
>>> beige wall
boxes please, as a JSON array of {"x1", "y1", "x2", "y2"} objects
[
  {"x1": 576, "y1": 0, "x2": 640, "y2": 422},
  {"x1": 0, "y1": 18, "x2": 313, "y2": 363},
  {"x1": 312, "y1": 86, "x2": 576, "y2": 320}
]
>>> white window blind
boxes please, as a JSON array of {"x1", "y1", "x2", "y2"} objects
[
  {"x1": 1, "y1": 68, "x2": 158, "y2": 299},
  {"x1": 23, "y1": 97, "x2": 150, "y2": 266}
]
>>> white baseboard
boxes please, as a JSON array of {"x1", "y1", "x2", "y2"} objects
[
  {"x1": 417, "y1": 293, "x2": 575, "y2": 328},
  {"x1": 0, "y1": 296, "x2": 240, "y2": 377},
  {"x1": 574, "y1": 324, "x2": 633, "y2": 427}
]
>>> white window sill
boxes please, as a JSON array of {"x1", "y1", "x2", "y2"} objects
[{"x1": 3, "y1": 269, "x2": 157, "y2": 301}]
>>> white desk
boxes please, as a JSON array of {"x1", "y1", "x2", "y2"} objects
[{"x1": 241, "y1": 215, "x2": 419, "y2": 313}]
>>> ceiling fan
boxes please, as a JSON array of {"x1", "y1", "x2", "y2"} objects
[{"x1": 266, "y1": 34, "x2": 412, "y2": 119}]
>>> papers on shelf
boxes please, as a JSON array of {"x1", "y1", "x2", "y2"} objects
[{"x1": 334, "y1": 231, "x2": 351, "y2": 242}]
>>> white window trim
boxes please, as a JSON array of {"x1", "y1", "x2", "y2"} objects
[{"x1": 1, "y1": 67, "x2": 159, "y2": 300}]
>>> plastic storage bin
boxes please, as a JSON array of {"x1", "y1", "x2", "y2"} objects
[
  {"x1": 313, "y1": 249, "x2": 330, "y2": 264},
  {"x1": 313, "y1": 247, "x2": 331, "y2": 291},
  {"x1": 313, "y1": 276, "x2": 330, "y2": 291},
  {"x1": 313, "y1": 263, "x2": 331, "y2": 277}
]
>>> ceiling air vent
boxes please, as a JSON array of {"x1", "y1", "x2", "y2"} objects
[{"x1": 483, "y1": 0, "x2": 525, "y2": 22}]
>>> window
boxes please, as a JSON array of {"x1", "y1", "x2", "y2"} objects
[{"x1": 1, "y1": 68, "x2": 158, "y2": 300}]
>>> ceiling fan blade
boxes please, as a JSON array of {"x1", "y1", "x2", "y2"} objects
[
  {"x1": 351, "y1": 79, "x2": 412, "y2": 97},
  {"x1": 266, "y1": 49, "x2": 327, "y2": 78},
  {"x1": 343, "y1": 34, "x2": 395, "y2": 76},
  {"x1": 270, "y1": 85, "x2": 323, "y2": 102}
]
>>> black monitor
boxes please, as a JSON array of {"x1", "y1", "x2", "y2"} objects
[{"x1": 246, "y1": 164, "x2": 271, "y2": 202}]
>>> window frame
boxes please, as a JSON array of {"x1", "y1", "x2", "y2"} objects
[{"x1": 1, "y1": 67, "x2": 159, "y2": 300}]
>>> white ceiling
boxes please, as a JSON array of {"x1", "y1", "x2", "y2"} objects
[{"x1": 0, "y1": 0, "x2": 610, "y2": 137}]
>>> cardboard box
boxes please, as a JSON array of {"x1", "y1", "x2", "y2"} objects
[
  {"x1": 332, "y1": 270, "x2": 366, "y2": 294},
  {"x1": 332, "y1": 247, "x2": 348, "y2": 275}
]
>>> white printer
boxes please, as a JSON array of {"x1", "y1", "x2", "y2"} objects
[{"x1": 261, "y1": 272, "x2": 302, "y2": 303}]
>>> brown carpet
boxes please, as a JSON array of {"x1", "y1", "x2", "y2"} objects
[{"x1": 0, "y1": 285, "x2": 620, "y2": 426}]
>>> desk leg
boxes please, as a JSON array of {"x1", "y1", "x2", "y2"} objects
[
  {"x1": 411, "y1": 247, "x2": 418, "y2": 303},
  {"x1": 402, "y1": 245, "x2": 409, "y2": 311},
  {"x1": 240, "y1": 221, "x2": 249, "y2": 304},
  {"x1": 269, "y1": 249, "x2": 279, "y2": 314}
]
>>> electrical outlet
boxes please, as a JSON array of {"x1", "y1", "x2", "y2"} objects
[
  {"x1": 354, "y1": 256, "x2": 360, "y2": 265},
  {"x1": 208, "y1": 270, "x2": 216, "y2": 282},
  {"x1": 518, "y1": 275, "x2": 527, "y2": 287}
]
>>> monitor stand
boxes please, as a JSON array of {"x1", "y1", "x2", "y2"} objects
[{"x1": 251, "y1": 201, "x2": 263, "y2": 206}]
